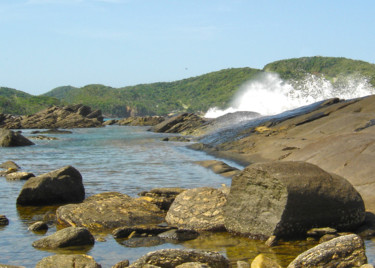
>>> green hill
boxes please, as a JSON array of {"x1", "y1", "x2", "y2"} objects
[
  {"x1": 0, "y1": 87, "x2": 62, "y2": 115},
  {"x1": 44, "y1": 67, "x2": 262, "y2": 116},
  {"x1": 2, "y1": 56, "x2": 375, "y2": 117},
  {"x1": 264, "y1": 56, "x2": 375, "y2": 86}
]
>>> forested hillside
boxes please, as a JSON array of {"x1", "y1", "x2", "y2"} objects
[
  {"x1": 264, "y1": 56, "x2": 375, "y2": 86},
  {"x1": 0, "y1": 87, "x2": 62, "y2": 115},
  {"x1": 44, "y1": 67, "x2": 262, "y2": 116},
  {"x1": 2, "y1": 57, "x2": 375, "y2": 117}
]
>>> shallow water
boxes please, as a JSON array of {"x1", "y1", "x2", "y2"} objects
[{"x1": 0, "y1": 126, "x2": 374, "y2": 267}]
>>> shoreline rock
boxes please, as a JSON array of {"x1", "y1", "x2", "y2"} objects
[
  {"x1": 1, "y1": 104, "x2": 103, "y2": 129},
  {"x1": 224, "y1": 161, "x2": 366, "y2": 239}
]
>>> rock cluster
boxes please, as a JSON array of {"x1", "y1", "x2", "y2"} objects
[{"x1": 0, "y1": 104, "x2": 103, "y2": 129}]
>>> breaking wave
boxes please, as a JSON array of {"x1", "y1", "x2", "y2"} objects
[{"x1": 205, "y1": 72, "x2": 375, "y2": 118}]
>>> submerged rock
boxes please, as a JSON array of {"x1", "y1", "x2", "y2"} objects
[
  {"x1": 112, "y1": 225, "x2": 173, "y2": 239},
  {"x1": 17, "y1": 166, "x2": 85, "y2": 206},
  {"x1": 166, "y1": 187, "x2": 227, "y2": 231},
  {"x1": 287, "y1": 234, "x2": 367, "y2": 268},
  {"x1": 5, "y1": 172, "x2": 35, "y2": 181},
  {"x1": 251, "y1": 254, "x2": 281, "y2": 268},
  {"x1": 35, "y1": 254, "x2": 101, "y2": 268},
  {"x1": 0, "y1": 215, "x2": 9, "y2": 226},
  {"x1": 0, "y1": 129, "x2": 34, "y2": 147},
  {"x1": 224, "y1": 161, "x2": 366, "y2": 239},
  {"x1": 28, "y1": 221, "x2": 48, "y2": 232},
  {"x1": 32, "y1": 227, "x2": 95, "y2": 249},
  {"x1": 57, "y1": 192, "x2": 164, "y2": 231},
  {"x1": 128, "y1": 249, "x2": 230, "y2": 268}
]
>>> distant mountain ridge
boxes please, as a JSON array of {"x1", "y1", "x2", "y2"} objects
[{"x1": 1, "y1": 56, "x2": 375, "y2": 117}]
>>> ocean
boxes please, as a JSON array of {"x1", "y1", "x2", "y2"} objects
[{"x1": 1, "y1": 125, "x2": 375, "y2": 267}]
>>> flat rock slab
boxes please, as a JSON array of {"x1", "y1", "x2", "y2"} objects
[
  {"x1": 32, "y1": 227, "x2": 95, "y2": 249},
  {"x1": 6, "y1": 172, "x2": 35, "y2": 181},
  {"x1": 224, "y1": 161, "x2": 366, "y2": 238},
  {"x1": 17, "y1": 166, "x2": 85, "y2": 206},
  {"x1": 35, "y1": 254, "x2": 101, "y2": 268},
  {"x1": 287, "y1": 234, "x2": 367, "y2": 268},
  {"x1": 128, "y1": 249, "x2": 230, "y2": 268},
  {"x1": 166, "y1": 187, "x2": 227, "y2": 231},
  {"x1": 57, "y1": 192, "x2": 165, "y2": 231}
]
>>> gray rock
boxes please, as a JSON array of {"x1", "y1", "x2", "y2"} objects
[
  {"x1": 224, "y1": 161, "x2": 366, "y2": 238},
  {"x1": 287, "y1": 234, "x2": 367, "y2": 268},
  {"x1": 57, "y1": 192, "x2": 164, "y2": 231},
  {"x1": 166, "y1": 187, "x2": 227, "y2": 231},
  {"x1": 32, "y1": 227, "x2": 95, "y2": 249},
  {"x1": 17, "y1": 166, "x2": 85, "y2": 206},
  {"x1": 28, "y1": 221, "x2": 48, "y2": 232},
  {"x1": 5, "y1": 172, "x2": 35, "y2": 181},
  {"x1": 0, "y1": 215, "x2": 9, "y2": 226},
  {"x1": 0, "y1": 129, "x2": 34, "y2": 147},
  {"x1": 128, "y1": 249, "x2": 230, "y2": 268},
  {"x1": 35, "y1": 254, "x2": 101, "y2": 268}
]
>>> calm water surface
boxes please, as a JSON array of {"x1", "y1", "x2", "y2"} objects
[{"x1": 1, "y1": 126, "x2": 374, "y2": 267}]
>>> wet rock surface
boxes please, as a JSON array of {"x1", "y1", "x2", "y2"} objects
[
  {"x1": 224, "y1": 161, "x2": 366, "y2": 238},
  {"x1": 57, "y1": 192, "x2": 165, "y2": 231}
]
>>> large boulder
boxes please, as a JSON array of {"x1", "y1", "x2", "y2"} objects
[
  {"x1": 0, "y1": 129, "x2": 34, "y2": 147},
  {"x1": 56, "y1": 192, "x2": 164, "y2": 231},
  {"x1": 166, "y1": 187, "x2": 227, "y2": 231},
  {"x1": 35, "y1": 254, "x2": 101, "y2": 268},
  {"x1": 224, "y1": 161, "x2": 366, "y2": 239},
  {"x1": 128, "y1": 249, "x2": 230, "y2": 268},
  {"x1": 32, "y1": 227, "x2": 95, "y2": 249},
  {"x1": 16, "y1": 166, "x2": 85, "y2": 206},
  {"x1": 287, "y1": 234, "x2": 367, "y2": 268},
  {"x1": 151, "y1": 113, "x2": 206, "y2": 134}
]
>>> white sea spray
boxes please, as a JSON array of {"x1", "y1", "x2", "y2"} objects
[{"x1": 205, "y1": 72, "x2": 375, "y2": 118}]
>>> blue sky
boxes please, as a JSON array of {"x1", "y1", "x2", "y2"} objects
[{"x1": 1, "y1": 0, "x2": 374, "y2": 95}]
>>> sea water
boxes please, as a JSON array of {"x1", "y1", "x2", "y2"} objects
[{"x1": 1, "y1": 126, "x2": 375, "y2": 267}]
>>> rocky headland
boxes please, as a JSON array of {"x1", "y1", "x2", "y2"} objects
[{"x1": 0, "y1": 104, "x2": 103, "y2": 129}]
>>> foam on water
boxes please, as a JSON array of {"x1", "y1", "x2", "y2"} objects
[{"x1": 205, "y1": 72, "x2": 375, "y2": 118}]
